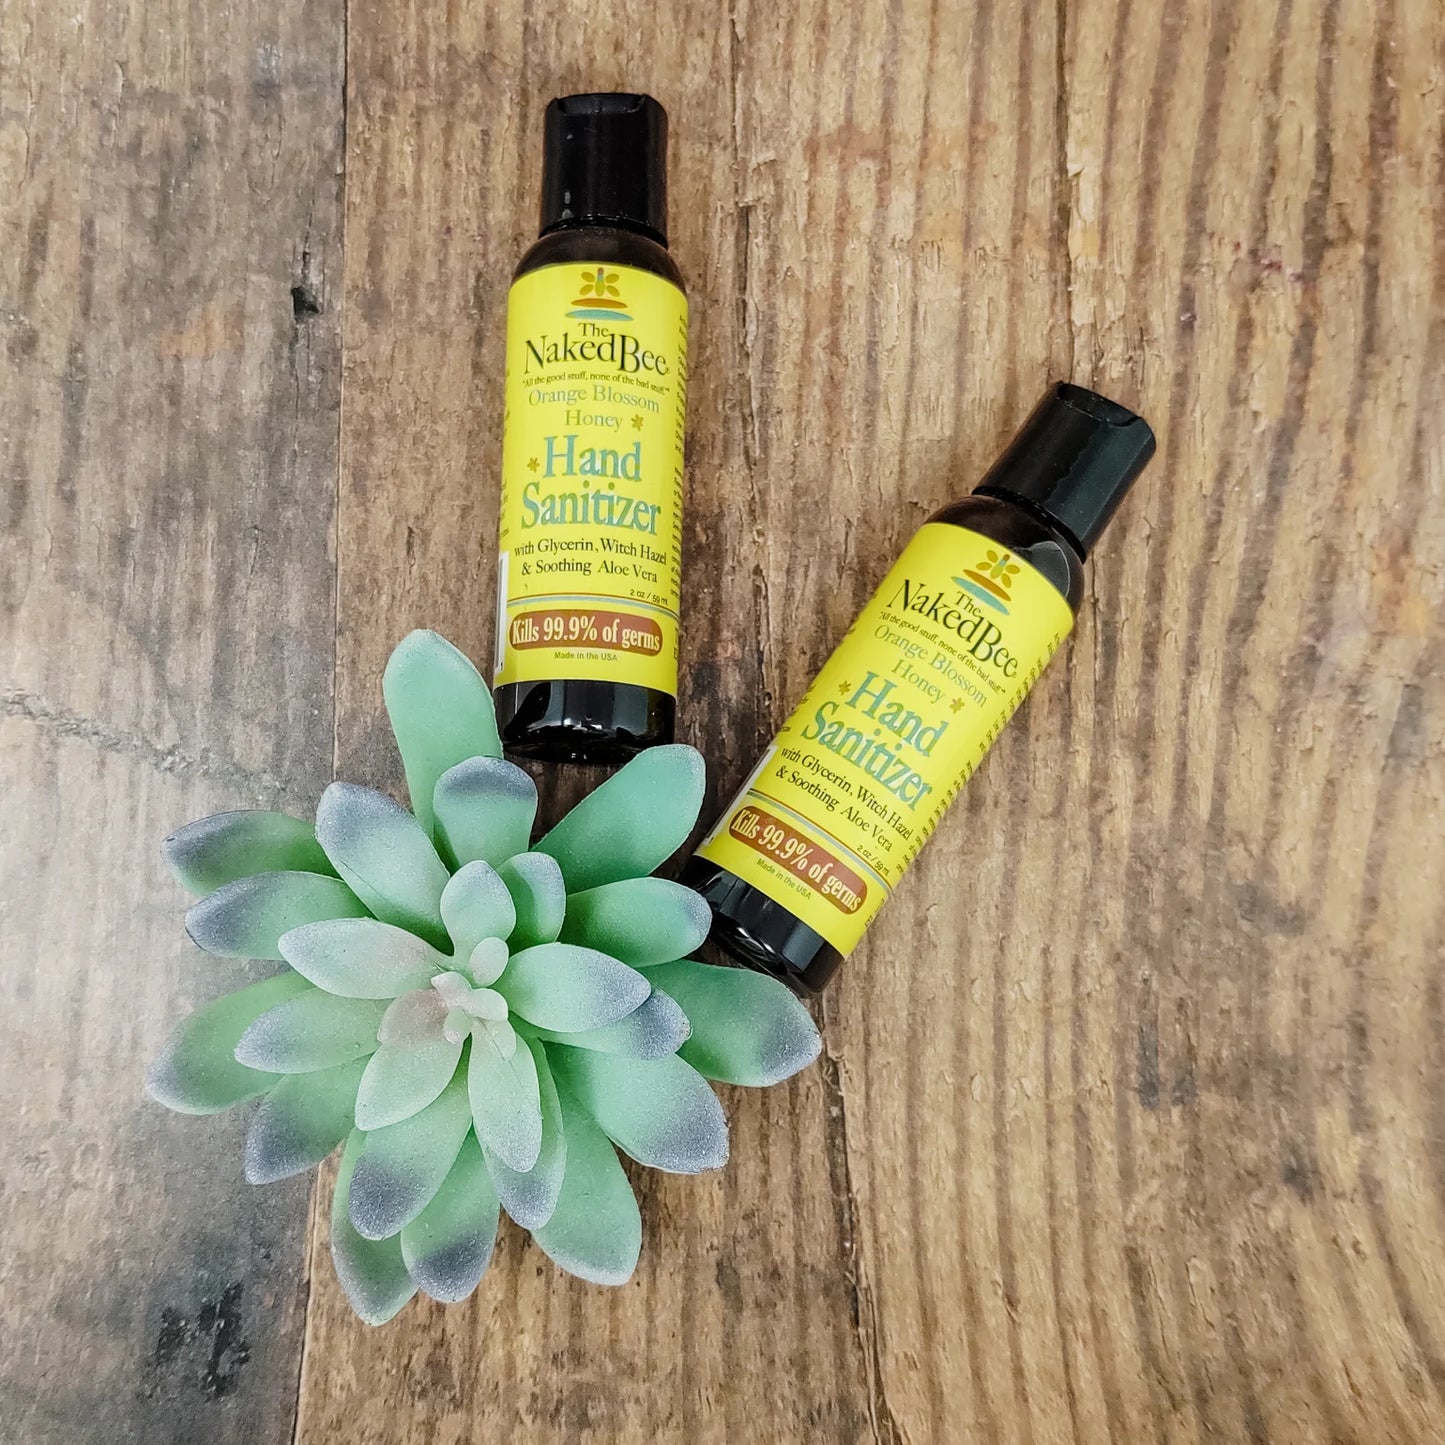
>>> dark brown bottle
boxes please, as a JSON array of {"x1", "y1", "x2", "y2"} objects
[
  {"x1": 493, "y1": 95, "x2": 688, "y2": 764},
  {"x1": 683, "y1": 384, "x2": 1155, "y2": 992}
]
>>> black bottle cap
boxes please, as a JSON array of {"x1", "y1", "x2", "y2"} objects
[
  {"x1": 539, "y1": 93, "x2": 669, "y2": 246},
  {"x1": 974, "y1": 382, "x2": 1156, "y2": 556}
]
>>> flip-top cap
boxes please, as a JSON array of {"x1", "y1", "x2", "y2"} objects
[
  {"x1": 540, "y1": 93, "x2": 669, "y2": 246},
  {"x1": 974, "y1": 383, "x2": 1156, "y2": 555}
]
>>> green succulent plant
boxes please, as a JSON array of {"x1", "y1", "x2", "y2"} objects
[{"x1": 147, "y1": 630, "x2": 820, "y2": 1324}]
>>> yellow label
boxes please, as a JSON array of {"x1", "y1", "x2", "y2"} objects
[
  {"x1": 495, "y1": 262, "x2": 688, "y2": 693},
  {"x1": 698, "y1": 523, "x2": 1074, "y2": 955}
]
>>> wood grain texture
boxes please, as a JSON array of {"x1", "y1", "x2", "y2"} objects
[
  {"x1": 294, "y1": 2, "x2": 875, "y2": 1440},
  {"x1": 0, "y1": 0, "x2": 345, "y2": 1441},
  {"x1": 5, "y1": 0, "x2": 1444, "y2": 1440}
]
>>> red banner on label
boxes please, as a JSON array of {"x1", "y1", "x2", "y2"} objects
[
  {"x1": 728, "y1": 805, "x2": 868, "y2": 915},
  {"x1": 508, "y1": 608, "x2": 663, "y2": 657}
]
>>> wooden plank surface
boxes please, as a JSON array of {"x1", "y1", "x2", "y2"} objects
[
  {"x1": 3, "y1": 0, "x2": 1444, "y2": 1440},
  {"x1": 0, "y1": 0, "x2": 345, "y2": 1441},
  {"x1": 294, "y1": 3, "x2": 875, "y2": 1440}
]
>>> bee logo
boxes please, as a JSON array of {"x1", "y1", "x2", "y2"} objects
[
  {"x1": 567, "y1": 268, "x2": 632, "y2": 322},
  {"x1": 955, "y1": 548, "x2": 1020, "y2": 615}
]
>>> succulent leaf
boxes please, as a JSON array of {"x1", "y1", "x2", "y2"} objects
[
  {"x1": 349, "y1": 1072, "x2": 472, "y2": 1240},
  {"x1": 549, "y1": 1047, "x2": 729, "y2": 1175},
  {"x1": 533, "y1": 744, "x2": 705, "y2": 891},
  {"x1": 146, "y1": 973, "x2": 313, "y2": 1115},
  {"x1": 500, "y1": 943, "x2": 650, "y2": 1034},
  {"x1": 475, "y1": 1015, "x2": 516, "y2": 1055},
  {"x1": 331, "y1": 1131, "x2": 417, "y2": 1326},
  {"x1": 245, "y1": 1057, "x2": 369, "y2": 1184},
  {"x1": 497, "y1": 853, "x2": 566, "y2": 949},
  {"x1": 439, "y1": 860, "x2": 517, "y2": 957},
  {"x1": 432, "y1": 757, "x2": 537, "y2": 872},
  {"x1": 401, "y1": 1133, "x2": 500, "y2": 1303},
  {"x1": 466, "y1": 987, "x2": 508, "y2": 1020},
  {"x1": 277, "y1": 917, "x2": 445, "y2": 999},
  {"x1": 531, "y1": 1083, "x2": 641, "y2": 1286},
  {"x1": 383, "y1": 629, "x2": 503, "y2": 838},
  {"x1": 314, "y1": 782, "x2": 450, "y2": 948},
  {"x1": 467, "y1": 937, "x2": 509, "y2": 987},
  {"x1": 377, "y1": 988, "x2": 447, "y2": 1043},
  {"x1": 648, "y1": 960, "x2": 822, "y2": 1086},
  {"x1": 234, "y1": 991, "x2": 388, "y2": 1074},
  {"x1": 468, "y1": 1022, "x2": 542, "y2": 1172},
  {"x1": 533, "y1": 988, "x2": 691, "y2": 1061},
  {"x1": 558, "y1": 878, "x2": 712, "y2": 968},
  {"x1": 185, "y1": 872, "x2": 368, "y2": 961},
  {"x1": 482, "y1": 1036, "x2": 567, "y2": 1229},
  {"x1": 354, "y1": 1038, "x2": 464, "y2": 1131},
  {"x1": 163, "y1": 810, "x2": 337, "y2": 896}
]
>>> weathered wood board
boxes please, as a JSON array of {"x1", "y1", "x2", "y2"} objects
[{"x1": 0, "y1": 1, "x2": 344, "y2": 1441}]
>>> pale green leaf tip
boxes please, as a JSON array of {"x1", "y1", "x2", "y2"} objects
[
  {"x1": 624, "y1": 743, "x2": 706, "y2": 805},
  {"x1": 383, "y1": 628, "x2": 475, "y2": 687},
  {"x1": 383, "y1": 629, "x2": 502, "y2": 763},
  {"x1": 161, "y1": 809, "x2": 336, "y2": 896}
]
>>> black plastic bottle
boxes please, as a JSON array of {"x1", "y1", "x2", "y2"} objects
[
  {"x1": 493, "y1": 94, "x2": 688, "y2": 764},
  {"x1": 684, "y1": 383, "x2": 1155, "y2": 993}
]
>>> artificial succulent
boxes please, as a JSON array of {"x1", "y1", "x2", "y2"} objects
[{"x1": 147, "y1": 630, "x2": 821, "y2": 1323}]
